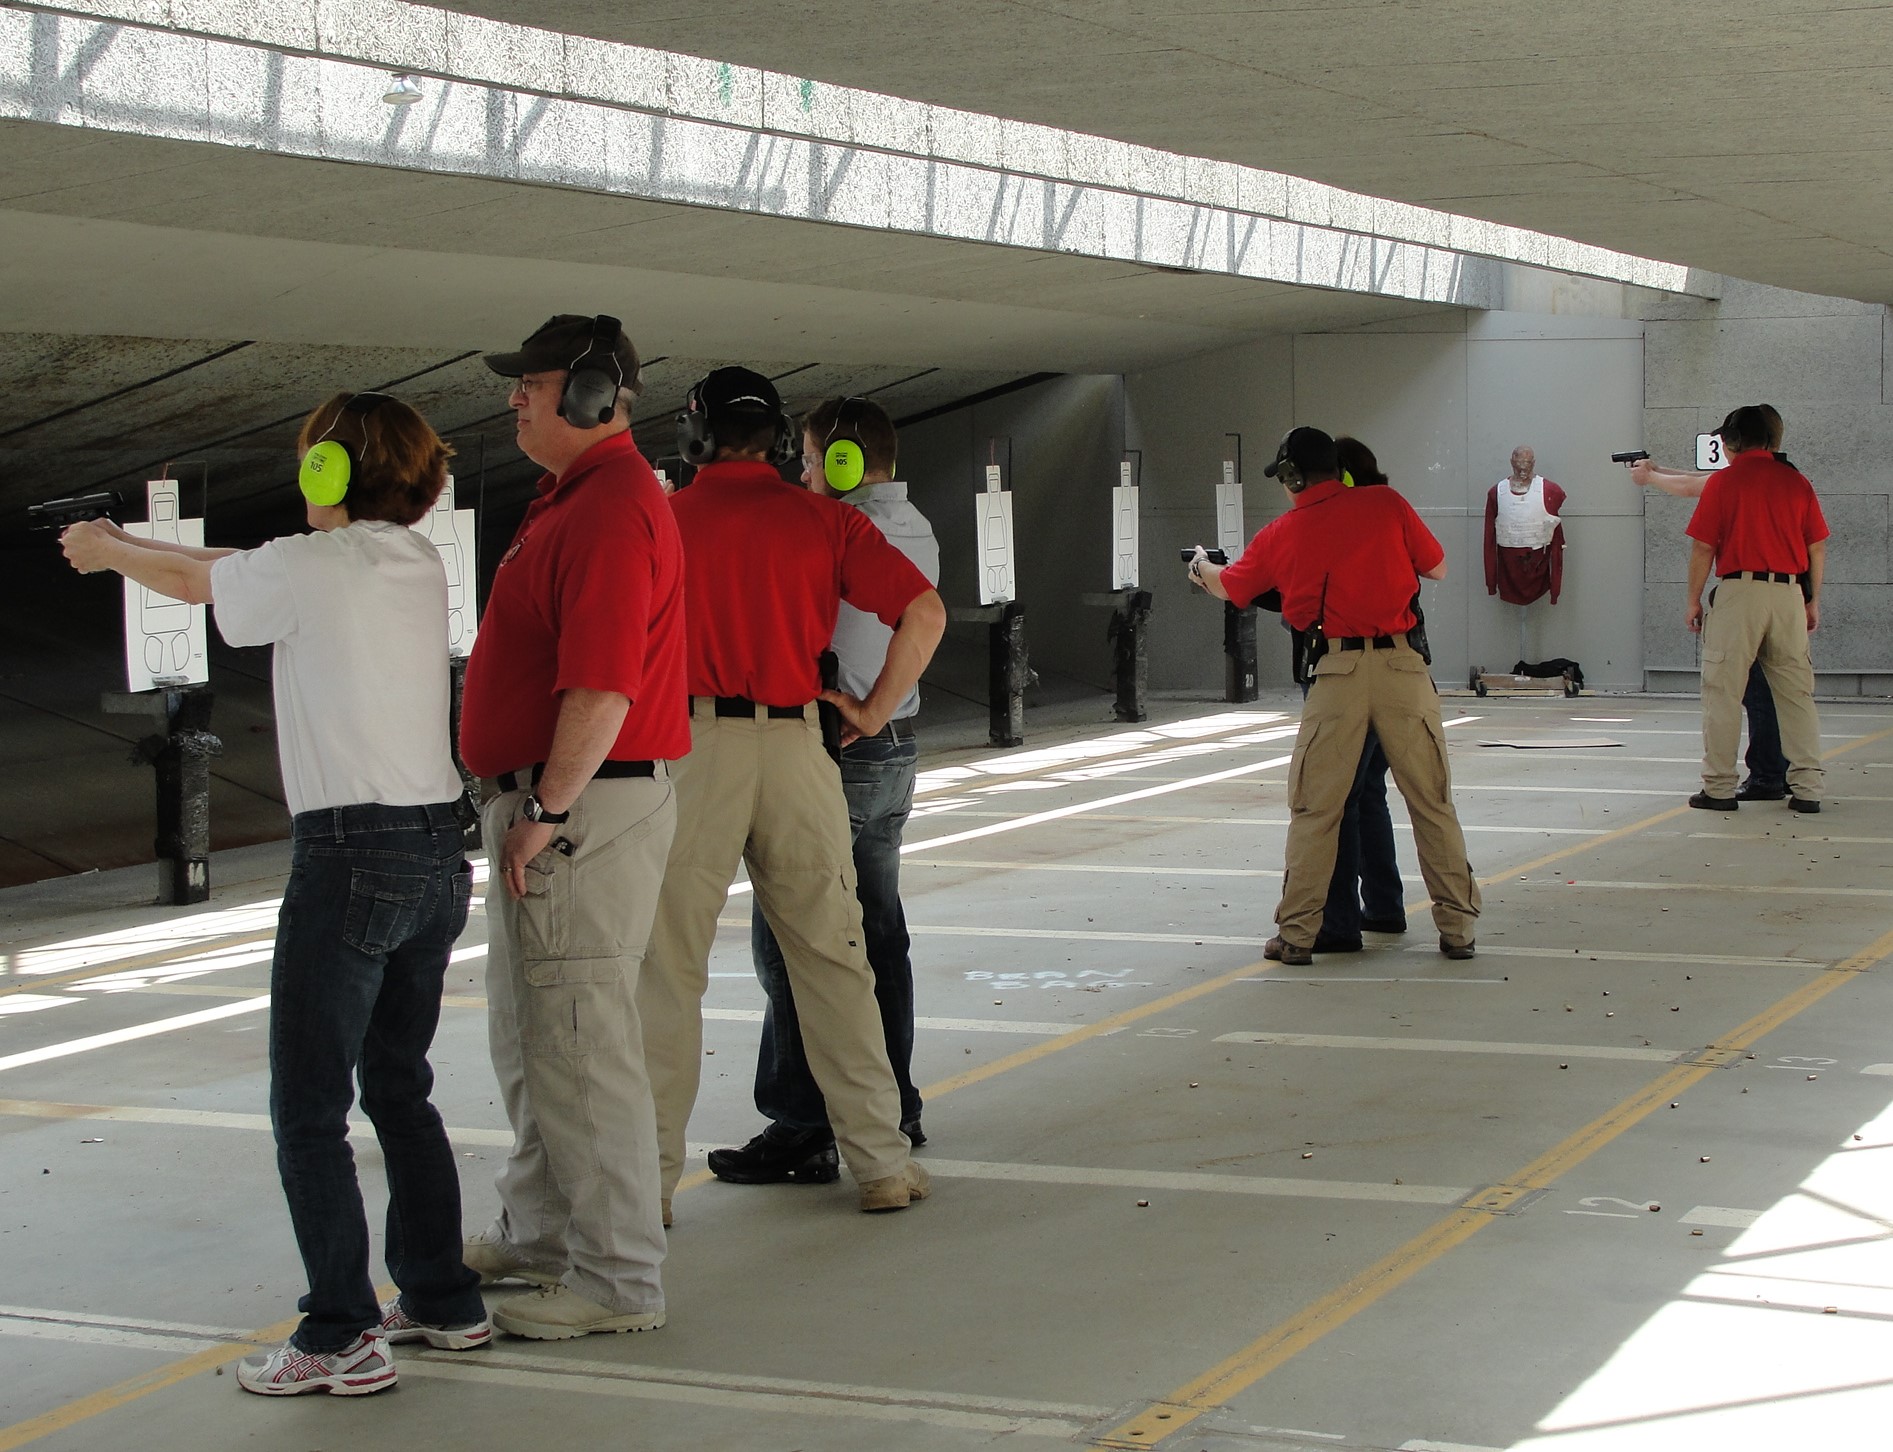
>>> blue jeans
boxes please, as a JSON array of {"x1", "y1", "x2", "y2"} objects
[
  {"x1": 1322, "y1": 728, "x2": 1406, "y2": 939},
  {"x1": 1744, "y1": 661, "x2": 1788, "y2": 787},
  {"x1": 270, "y1": 801, "x2": 483, "y2": 1352},
  {"x1": 750, "y1": 729, "x2": 921, "y2": 1131}
]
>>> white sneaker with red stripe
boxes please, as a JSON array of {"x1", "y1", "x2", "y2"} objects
[
  {"x1": 236, "y1": 1331, "x2": 397, "y2": 1396},
  {"x1": 379, "y1": 1295, "x2": 493, "y2": 1350}
]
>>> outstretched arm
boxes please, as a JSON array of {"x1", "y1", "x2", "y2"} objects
[{"x1": 61, "y1": 521, "x2": 216, "y2": 603}]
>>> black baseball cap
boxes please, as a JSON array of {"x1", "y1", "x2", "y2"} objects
[
  {"x1": 1714, "y1": 405, "x2": 1772, "y2": 450},
  {"x1": 692, "y1": 365, "x2": 783, "y2": 420},
  {"x1": 484, "y1": 314, "x2": 641, "y2": 393},
  {"x1": 1263, "y1": 426, "x2": 1339, "y2": 481}
]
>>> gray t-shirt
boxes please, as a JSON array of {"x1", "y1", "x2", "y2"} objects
[{"x1": 832, "y1": 482, "x2": 940, "y2": 720}]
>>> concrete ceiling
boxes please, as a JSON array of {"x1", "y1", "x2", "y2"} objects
[
  {"x1": 0, "y1": 328, "x2": 1035, "y2": 534},
  {"x1": 438, "y1": 0, "x2": 1893, "y2": 304}
]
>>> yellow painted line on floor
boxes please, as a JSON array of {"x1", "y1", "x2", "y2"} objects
[
  {"x1": 1092, "y1": 919, "x2": 1893, "y2": 1449},
  {"x1": 0, "y1": 1315, "x2": 299, "y2": 1452}
]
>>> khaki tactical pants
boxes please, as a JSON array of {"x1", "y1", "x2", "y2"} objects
[
  {"x1": 1699, "y1": 577, "x2": 1823, "y2": 801},
  {"x1": 639, "y1": 702, "x2": 910, "y2": 1197},
  {"x1": 1278, "y1": 644, "x2": 1480, "y2": 949},
  {"x1": 482, "y1": 772, "x2": 675, "y2": 1315}
]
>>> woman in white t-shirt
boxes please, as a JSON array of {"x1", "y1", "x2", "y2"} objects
[{"x1": 61, "y1": 392, "x2": 488, "y2": 1396}]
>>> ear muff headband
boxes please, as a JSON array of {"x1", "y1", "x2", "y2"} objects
[
  {"x1": 559, "y1": 314, "x2": 624, "y2": 428},
  {"x1": 676, "y1": 379, "x2": 798, "y2": 467},
  {"x1": 299, "y1": 393, "x2": 391, "y2": 507},
  {"x1": 822, "y1": 397, "x2": 870, "y2": 492}
]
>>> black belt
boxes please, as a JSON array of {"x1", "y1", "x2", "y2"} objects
[
  {"x1": 1335, "y1": 635, "x2": 1397, "y2": 651},
  {"x1": 1721, "y1": 571, "x2": 1798, "y2": 585},
  {"x1": 496, "y1": 760, "x2": 656, "y2": 792},
  {"x1": 856, "y1": 717, "x2": 915, "y2": 743},
  {"x1": 698, "y1": 696, "x2": 810, "y2": 720}
]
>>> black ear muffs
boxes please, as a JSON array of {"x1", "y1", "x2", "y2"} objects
[
  {"x1": 558, "y1": 315, "x2": 624, "y2": 428},
  {"x1": 676, "y1": 382, "x2": 716, "y2": 466},
  {"x1": 675, "y1": 378, "x2": 797, "y2": 467},
  {"x1": 299, "y1": 393, "x2": 391, "y2": 507}
]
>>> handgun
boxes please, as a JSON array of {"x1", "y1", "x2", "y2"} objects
[
  {"x1": 1179, "y1": 547, "x2": 1229, "y2": 565},
  {"x1": 1609, "y1": 450, "x2": 1650, "y2": 467},
  {"x1": 27, "y1": 491, "x2": 119, "y2": 529}
]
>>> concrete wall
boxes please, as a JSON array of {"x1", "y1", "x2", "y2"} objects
[
  {"x1": 1635, "y1": 279, "x2": 1893, "y2": 695},
  {"x1": 902, "y1": 374, "x2": 1126, "y2": 693},
  {"x1": 1124, "y1": 311, "x2": 1647, "y2": 692},
  {"x1": 902, "y1": 279, "x2": 1893, "y2": 709}
]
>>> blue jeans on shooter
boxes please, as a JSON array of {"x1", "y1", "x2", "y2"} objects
[
  {"x1": 1744, "y1": 660, "x2": 1788, "y2": 788},
  {"x1": 270, "y1": 801, "x2": 484, "y2": 1352},
  {"x1": 749, "y1": 727, "x2": 922, "y2": 1131},
  {"x1": 1321, "y1": 728, "x2": 1406, "y2": 941}
]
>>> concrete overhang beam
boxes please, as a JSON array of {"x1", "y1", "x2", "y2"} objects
[{"x1": 0, "y1": 0, "x2": 1714, "y2": 303}]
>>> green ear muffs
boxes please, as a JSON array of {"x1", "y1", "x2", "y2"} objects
[
  {"x1": 824, "y1": 437, "x2": 867, "y2": 492},
  {"x1": 299, "y1": 439, "x2": 354, "y2": 507}
]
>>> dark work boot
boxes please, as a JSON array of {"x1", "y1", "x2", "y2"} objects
[
  {"x1": 1688, "y1": 791, "x2": 1738, "y2": 812},
  {"x1": 706, "y1": 1124, "x2": 840, "y2": 1185},
  {"x1": 1736, "y1": 777, "x2": 1788, "y2": 802}
]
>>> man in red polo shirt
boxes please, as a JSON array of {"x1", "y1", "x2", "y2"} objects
[
  {"x1": 1187, "y1": 426, "x2": 1479, "y2": 966},
  {"x1": 1684, "y1": 405, "x2": 1828, "y2": 812},
  {"x1": 638, "y1": 367, "x2": 945, "y2": 1215},
  {"x1": 459, "y1": 314, "x2": 689, "y2": 1339}
]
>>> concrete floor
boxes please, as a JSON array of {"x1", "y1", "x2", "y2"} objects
[{"x1": 4, "y1": 690, "x2": 1893, "y2": 1452}]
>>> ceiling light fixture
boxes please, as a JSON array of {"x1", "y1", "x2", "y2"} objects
[{"x1": 382, "y1": 73, "x2": 423, "y2": 106}]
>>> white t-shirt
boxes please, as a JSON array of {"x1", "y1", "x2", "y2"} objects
[{"x1": 210, "y1": 521, "x2": 464, "y2": 817}]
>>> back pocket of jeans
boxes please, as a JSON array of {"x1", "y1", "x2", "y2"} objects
[{"x1": 344, "y1": 869, "x2": 428, "y2": 956}]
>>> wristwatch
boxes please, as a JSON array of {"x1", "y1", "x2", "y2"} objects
[{"x1": 521, "y1": 793, "x2": 570, "y2": 824}]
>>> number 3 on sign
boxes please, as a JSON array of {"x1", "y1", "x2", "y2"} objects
[{"x1": 1695, "y1": 433, "x2": 1730, "y2": 471}]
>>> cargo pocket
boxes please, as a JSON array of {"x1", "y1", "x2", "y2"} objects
[
  {"x1": 518, "y1": 821, "x2": 657, "y2": 986},
  {"x1": 343, "y1": 869, "x2": 427, "y2": 956}
]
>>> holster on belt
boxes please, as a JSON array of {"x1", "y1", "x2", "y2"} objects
[{"x1": 817, "y1": 650, "x2": 843, "y2": 765}]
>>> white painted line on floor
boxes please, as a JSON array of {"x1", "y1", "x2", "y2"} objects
[
  {"x1": 905, "y1": 809, "x2": 1607, "y2": 836},
  {"x1": 1681, "y1": 1205, "x2": 1763, "y2": 1228},
  {"x1": 0, "y1": 1317, "x2": 222, "y2": 1354},
  {"x1": 1215, "y1": 1032, "x2": 1680, "y2": 1062},
  {"x1": 715, "y1": 918, "x2": 1273, "y2": 948},
  {"x1": 1407, "y1": 944, "x2": 1827, "y2": 970},
  {"x1": 906, "y1": 925, "x2": 1274, "y2": 948},
  {"x1": 1860, "y1": 1064, "x2": 1893, "y2": 1076},
  {"x1": 911, "y1": 859, "x2": 1292, "y2": 879},
  {"x1": 921, "y1": 1157, "x2": 1469, "y2": 1204},
  {"x1": 431, "y1": 1346, "x2": 1106, "y2": 1422},
  {"x1": 1244, "y1": 976, "x2": 1504, "y2": 985},
  {"x1": 1563, "y1": 880, "x2": 1893, "y2": 899},
  {"x1": 0, "y1": 996, "x2": 269, "y2": 1075},
  {"x1": 0, "y1": 1304, "x2": 247, "y2": 1340},
  {"x1": 1689, "y1": 832, "x2": 1893, "y2": 845},
  {"x1": 404, "y1": 1354, "x2": 1092, "y2": 1439},
  {"x1": 702, "y1": 1008, "x2": 1079, "y2": 1036},
  {"x1": 0, "y1": 1096, "x2": 514, "y2": 1147},
  {"x1": 1452, "y1": 783, "x2": 1679, "y2": 797},
  {"x1": 1400, "y1": 1440, "x2": 1507, "y2": 1452}
]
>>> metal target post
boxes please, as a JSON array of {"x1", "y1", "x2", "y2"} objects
[
  {"x1": 1082, "y1": 450, "x2": 1151, "y2": 722},
  {"x1": 1219, "y1": 434, "x2": 1259, "y2": 702},
  {"x1": 950, "y1": 438, "x2": 1028, "y2": 747}
]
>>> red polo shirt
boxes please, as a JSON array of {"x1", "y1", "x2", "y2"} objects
[
  {"x1": 460, "y1": 431, "x2": 689, "y2": 775},
  {"x1": 669, "y1": 460, "x2": 932, "y2": 704},
  {"x1": 1219, "y1": 479, "x2": 1444, "y2": 637},
  {"x1": 1686, "y1": 448, "x2": 1828, "y2": 575}
]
